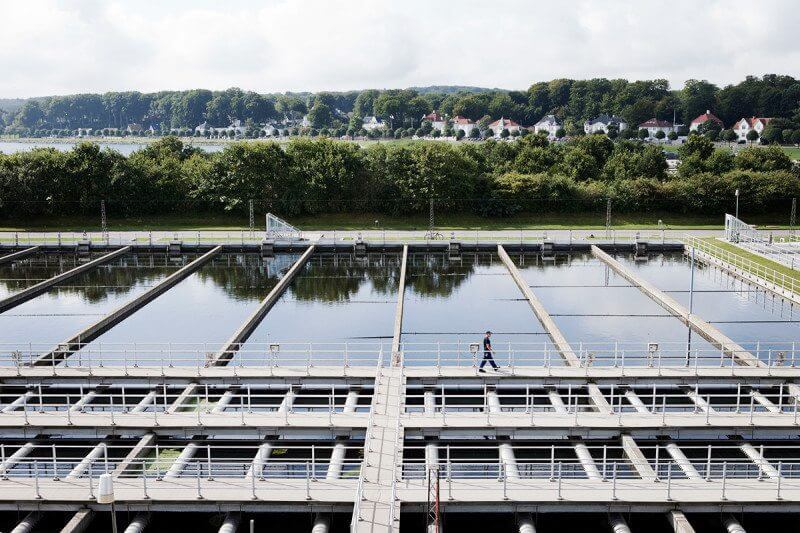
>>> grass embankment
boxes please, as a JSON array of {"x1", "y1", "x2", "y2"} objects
[
  {"x1": 0, "y1": 211, "x2": 793, "y2": 232},
  {"x1": 782, "y1": 146, "x2": 800, "y2": 160},
  {"x1": 699, "y1": 237, "x2": 800, "y2": 286}
]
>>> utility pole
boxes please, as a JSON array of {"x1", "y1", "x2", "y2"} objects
[
  {"x1": 100, "y1": 200, "x2": 108, "y2": 236},
  {"x1": 790, "y1": 198, "x2": 796, "y2": 234},
  {"x1": 248, "y1": 199, "x2": 255, "y2": 237},
  {"x1": 426, "y1": 466, "x2": 440, "y2": 533},
  {"x1": 735, "y1": 189, "x2": 740, "y2": 220},
  {"x1": 428, "y1": 198, "x2": 435, "y2": 237},
  {"x1": 605, "y1": 198, "x2": 612, "y2": 238}
]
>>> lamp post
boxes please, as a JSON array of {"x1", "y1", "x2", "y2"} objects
[
  {"x1": 735, "y1": 189, "x2": 740, "y2": 220},
  {"x1": 97, "y1": 473, "x2": 118, "y2": 533}
]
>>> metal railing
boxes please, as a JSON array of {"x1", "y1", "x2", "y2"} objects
[
  {"x1": 400, "y1": 443, "x2": 800, "y2": 481},
  {"x1": 0, "y1": 443, "x2": 363, "y2": 480},
  {"x1": 685, "y1": 234, "x2": 800, "y2": 295},
  {"x1": 0, "y1": 228, "x2": 692, "y2": 248},
  {"x1": 4, "y1": 340, "x2": 800, "y2": 372},
  {"x1": 0, "y1": 388, "x2": 372, "y2": 423},
  {"x1": 403, "y1": 389, "x2": 800, "y2": 425},
  {"x1": 350, "y1": 346, "x2": 384, "y2": 532},
  {"x1": 1, "y1": 342, "x2": 389, "y2": 371},
  {"x1": 723, "y1": 214, "x2": 800, "y2": 270}
]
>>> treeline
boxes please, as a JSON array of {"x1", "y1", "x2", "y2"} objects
[
  {"x1": 3, "y1": 75, "x2": 800, "y2": 136},
  {"x1": 0, "y1": 136, "x2": 795, "y2": 219}
]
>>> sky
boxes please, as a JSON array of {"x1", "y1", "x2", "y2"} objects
[{"x1": 1, "y1": 0, "x2": 799, "y2": 98}]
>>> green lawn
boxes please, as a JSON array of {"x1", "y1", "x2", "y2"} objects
[
  {"x1": 0, "y1": 211, "x2": 794, "y2": 232},
  {"x1": 782, "y1": 146, "x2": 800, "y2": 160},
  {"x1": 700, "y1": 237, "x2": 800, "y2": 286}
]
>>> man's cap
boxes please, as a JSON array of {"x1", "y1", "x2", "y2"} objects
[{"x1": 486, "y1": 331, "x2": 492, "y2": 334}]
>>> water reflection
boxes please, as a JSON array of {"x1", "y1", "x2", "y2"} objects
[{"x1": 288, "y1": 254, "x2": 401, "y2": 302}]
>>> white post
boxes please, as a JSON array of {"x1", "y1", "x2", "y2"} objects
[
  {"x1": 723, "y1": 516, "x2": 746, "y2": 533},
  {"x1": 311, "y1": 514, "x2": 330, "y2": 533},
  {"x1": 740, "y1": 443, "x2": 780, "y2": 479},
  {"x1": 609, "y1": 515, "x2": 632, "y2": 533},
  {"x1": 517, "y1": 514, "x2": 536, "y2": 533},
  {"x1": 246, "y1": 443, "x2": 272, "y2": 479},
  {"x1": 342, "y1": 389, "x2": 359, "y2": 413},
  {"x1": 211, "y1": 389, "x2": 236, "y2": 414},
  {"x1": 547, "y1": 389, "x2": 568, "y2": 414},
  {"x1": 131, "y1": 391, "x2": 157, "y2": 414},
  {"x1": 499, "y1": 443, "x2": 519, "y2": 480},
  {"x1": 623, "y1": 390, "x2": 650, "y2": 414},
  {"x1": 67, "y1": 442, "x2": 107, "y2": 479}
]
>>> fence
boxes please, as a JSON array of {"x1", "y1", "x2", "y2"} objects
[
  {"x1": 685, "y1": 234, "x2": 800, "y2": 295},
  {"x1": 723, "y1": 214, "x2": 800, "y2": 270},
  {"x1": 3, "y1": 340, "x2": 799, "y2": 372}
]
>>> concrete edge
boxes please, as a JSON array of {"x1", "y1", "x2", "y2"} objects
[
  {"x1": 590, "y1": 245, "x2": 763, "y2": 368},
  {"x1": 497, "y1": 244, "x2": 579, "y2": 365},
  {"x1": 391, "y1": 245, "x2": 408, "y2": 366},
  {"x1": 35, "y1": 246, "x2": 223, "y2": 365},
  {"x1": 0, "y1": 246, "x2": 39, "y2": 265},
  {"x1": 211, "y1": 245, "x2": 316, "y2": 366},
  {"x1": 0, "y1": 246, "x2": 131, "y2": 314}
]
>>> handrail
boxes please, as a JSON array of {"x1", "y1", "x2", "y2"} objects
[
  {"x1": 2, "y1": 339, "x2": 799, "y2": 370},
  {"x1": 685, "y1": 234, "x2": 800, "y2": 295},
  {"x1": 350, "y1": 345, "x2": 384, "y2": 532}
]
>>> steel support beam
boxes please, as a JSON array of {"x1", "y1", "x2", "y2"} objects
[
  {"x1": 123, "y1": 512, "x2": 151, "y2": 533},
  {"x1": 665, "y1": 443, "x2": 702, "y2": 480}
]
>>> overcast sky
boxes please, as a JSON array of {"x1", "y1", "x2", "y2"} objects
[{"x1": 1, "y1": 0, "x2": 798, "y2": 98}]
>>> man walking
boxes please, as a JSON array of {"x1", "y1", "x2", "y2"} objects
[{"x1": 478, "y1": 330, "x2": 499, "y2": 372}]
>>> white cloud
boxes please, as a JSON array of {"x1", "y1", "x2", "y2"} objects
[{"x1": 0, "y1": 0, "x2": 797, "y2": 97}]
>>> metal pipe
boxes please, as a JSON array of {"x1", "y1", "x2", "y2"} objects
[
  {"x1": 311, "y1": 514, "x2": 329, "y2": 533},
  {"x1": 499, "y1": 443, "x2": 519, "y2": 479},
  {"x1": 724, "y1": 516, "x2": 746, "y2": 533},
  {"x1": 246, "y1": 443, "x2": 272, "y2": 478},
  {"x1": 211, "y1": 389, "x2": 236, "y2": 413},
  {"x1": 342, "y1": 389, "x2": 359, "y2": 413},
  {"x1": 67, "y1": 442, "x2": 107, "y2": 479},
  {"x1": 517, "y1": 514, "x2": 536, "y2": 533},
  {"x1": 624, "y1": 390, "x2": 650, "y2": 413},
  {"x1": 610, "y1": 514, "x2": 632, "y2": 533},
  {"x1": 548, "y1": 390, "x2": 568, "y2": 413},
  {"x1": 218, "y1": 513, "x2": 240, "y2": 533},
  {"x1": 326, "y1": 442, "x2": 346, "y2": 479},
  {"x1": 740, "y1": 443, "x2": 780, "y2": 479},
  {"x1": 423, "y1": 390, "x2": 436, "y2": 415},
  {"x1": 665, "y1": 443, "x2": 702, "y2": 480},
  {"x1": 425, "y1": 442, "x2": 439, "y2": 472},
  {"x1": 574, "y1": 442, "x2": 601, "y2": 479},
  {"x1": 278, "y1": 390, "x2": 295, "y2": 413},
  {"x1": 10, "y1": 512, "x2": 42, "y2": 533},
  {"x1": 1, "y1": 391, "x2": 34, "y2": 413},
  {"x1": 165, "y1": 443, "x2": 198, "y2": 478},
  {"x1": 123, "y1": 512, "x2": 150, "y2": 533},
  {"x1": 487, "y1": 390, "x2": 502, "y2": 413},
  {"x1": 130, "y1": 391, "x2": 157, "y2": 413},
  {"x1": 0, "y1": 441, "x2": 35, "y2": 476}
]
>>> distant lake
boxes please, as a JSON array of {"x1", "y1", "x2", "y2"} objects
[{"x1": 0, "y1": 140, "x2": 226, "y2": 156}]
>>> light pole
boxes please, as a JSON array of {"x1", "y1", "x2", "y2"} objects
[
  {"x1": 97, "y1": 473, "x2": 118, "y2": 533},
  {"x1": 735, "y1": 188, "x2": 740, "y2": 220}
]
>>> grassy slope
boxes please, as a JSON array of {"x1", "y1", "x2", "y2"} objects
[{"x1": 700, "y1": 237, "x2": 800, "y2": 285}]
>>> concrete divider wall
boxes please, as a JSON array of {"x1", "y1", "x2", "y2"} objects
[
  {"x1": 391, "y1": 245, "x2": 408, "y2": 366},
  {"x1": 0, "y1": 246, "x2": 131, "y2": 314},
  {"x1": 590, "y1": 245, "x2": 762, "y2": 368},
  {"x1": 0, "y1": 246, "x2": 39, "y2": 265},
  {"x1": 36, "y1": 246, "x2": 223, "y2": 365},
  {"x1": 212, "y1": 245, "x2": 316, "y2": 365}
]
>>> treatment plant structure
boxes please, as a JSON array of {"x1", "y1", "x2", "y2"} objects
[{"x1": 0, "y1": 220, "x2": 797, "y2": 532}]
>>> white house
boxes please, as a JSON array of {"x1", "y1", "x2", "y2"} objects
[
  {"x1": 638, "y1": 118, "x2": 676, "y2": 138},
  {"x1": 195, "y1": 122, "x2": 212, "y2": 136},
  {"x1": 362, "y1": 116, "x2": 386, "y2": 131},
  {"x1": 584, "y1": 115, "x2": 628, "y2": 134},
  {"x1": 76, "y1": 128, "x2": 93, "y2": 137},
  {"x1": 126, "y1": 123, "x2": 144, "y2": 135},
  {"x1": 689, "y1": 110, "x2": 724, "y2": 132},
  {"x1": 422, "y1": 112, "x2": 447, "y2": 132},
  {"x1": 733, "y1": 117, "x2": 772, "y2": 142},
  {"x1": 488, "y1": 117, "x2": 521, "y2": 137},
  {"x1": 452, "y1": 116, "x2": 477, "y2": 137},
  {"x1": 533, "y1": 114, "x2": 562, "y2": 138}
]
